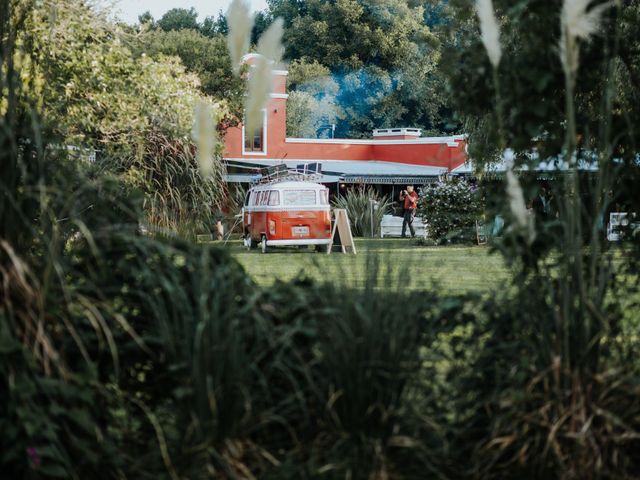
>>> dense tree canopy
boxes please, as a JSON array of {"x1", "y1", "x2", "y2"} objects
[
  {"x1": 157, "y1": 7, "x2": 200, "y2": 31},
  {"x1": 126, "y1": 28, "x2": 244, "y2": 116},
  {"x1": 270, "y1": 0, "x2": 437, "y2": 70},
  {"x1": 441, "y1": 0, "x2": 640, "y2": 163},
  {"x1": 285, "y1": 59, "x2": 341, "y2": 137},
  {"x1": 25, "y1": 0, "x2": 227, "y2": 232},
  {"x1": 31, "y1": 1, "x2": 214, "y2": 156},
  {"x1": 268, "y1": 0, "x2": 455, "y2": 137},
  {"x1": 128, "y1": 1, "x2": 457, "y2": 138}
]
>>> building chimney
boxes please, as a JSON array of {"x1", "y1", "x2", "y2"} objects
[{"x1": 372, "y1": 128, "x2": 422, "y2": 140}]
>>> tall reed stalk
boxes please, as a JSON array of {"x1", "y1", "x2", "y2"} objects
[
  {"x1": 557, "y1": 0, "x2": 617, "y2": 377},
  {"x1": 462, "y1": 1, "x2": 640, "y2": 478}
]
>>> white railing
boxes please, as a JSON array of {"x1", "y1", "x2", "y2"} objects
[{"x1": 380, "y1": 214, "x2": 427, "y2": 238}]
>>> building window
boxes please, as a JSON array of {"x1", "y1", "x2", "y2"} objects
[{"x1": 243, "y1": 109, "x2": 266, "y2": 154}]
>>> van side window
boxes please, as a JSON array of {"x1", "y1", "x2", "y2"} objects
[
  {"x1": 268, "y1": 191, "x2": 280, "y2": 206},
  {"x1": 319, "y1": 190, "x2": 329, "y2": 205},
  {"x1": 256, "y1": 191, "x2": 271, "y2": 206}
]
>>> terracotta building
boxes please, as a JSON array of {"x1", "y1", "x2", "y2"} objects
[{"x1": 223, "y1": 54, "x2": 468, "y2": 187}]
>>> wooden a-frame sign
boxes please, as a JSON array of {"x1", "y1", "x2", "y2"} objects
[{"x1": 328, "y1": 209, "x2": 356, "y2": 254}]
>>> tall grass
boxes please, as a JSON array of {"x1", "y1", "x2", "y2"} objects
[
  {"x1": 455, "y1": 1, "x2": 640, "y2": 478},
  {"x1": 67, "y1": 231, "x2": 470, "y2": 479},
  {"x1": 114, "y1": 130, "x2": 224, "y2": 238},
  {"x1": 333, "y1": 187, "x2": 393, "y2": 237},
  {"x1": 2, "y1": 0, "x2": 639, "y2": 478}
]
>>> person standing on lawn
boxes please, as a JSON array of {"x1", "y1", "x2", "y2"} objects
[{"x1": 399, "y1": 185, "x2": 419, "y2": 238}]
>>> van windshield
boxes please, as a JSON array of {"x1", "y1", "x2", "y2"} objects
[{"x1": 283, "y1": 190, "x2": 316, "y2": 206}]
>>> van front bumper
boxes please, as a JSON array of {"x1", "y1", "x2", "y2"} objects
[{"x1": 266, "y1": 239, "x2": 331, "y2": 246}]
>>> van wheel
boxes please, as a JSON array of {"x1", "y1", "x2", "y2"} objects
[
  {"x1": 260, "y1": 235, "x2": 268, "y2": 254},
  {"x1": 244, "y1": 234, "x2": 257, "y2": 250}
]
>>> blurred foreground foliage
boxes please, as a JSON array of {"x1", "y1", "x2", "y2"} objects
[
  {"x1": 267, "y1": 0, "x2": 454, "y2": 138},
  {"x1": 22, "y1": 0, "x2": 228, "y2": 236},
  {"x1": 0, "y1": 145, "x2": 476, "y2": 477},
  {"x1": 1, "y1": 1, "x2": 640, "y2": 480}
]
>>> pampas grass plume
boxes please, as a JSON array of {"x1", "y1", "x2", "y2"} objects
[
  {"x1": 245, "y1": 18, "x2": 284, "y2": 134},
  {"x1": 245, "y1": 58, "x2": 272, "y2": 134},
  {"x1": 506, "y1": 169, "x2": 536, "y2": 245},
  {"x1": 475, "y1": 0, "x2": 501, "y2": 68},
  {"x1": 562, "y1": 0, "x2": 612, "y2": 40},
  {"x1": 560, "y1": 0, "x2": 613, "y2": 76},
  {"x1": 257, "y1": 17, "x2": 284, "y2": 64},
  {"x1": 192, "y1": 100, "x2": 217, "y2": 178},
  {"x1": 226, "y1": 0, "x2": 253, "y2": 75}
]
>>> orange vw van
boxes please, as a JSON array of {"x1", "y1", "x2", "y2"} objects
[{"x1": 242, "y1": 180, "x2": 332, "y2": 253}]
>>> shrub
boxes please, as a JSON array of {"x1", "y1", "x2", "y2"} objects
[
  {"x1": 417, "y1": 178, "x2": 482, "y2": 244},
  {"x1": 332, "y1": 187, "x2": 393, "y2": 237},
  {"x1": 113, "y1": 131, "x2": 224, "y2": 238},
  {"x1": 441, "y1": 1, "x2": 640, "y2": 479}
]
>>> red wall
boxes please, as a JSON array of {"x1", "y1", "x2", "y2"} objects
[{"x1": 223, "y1": 59, "x2": 467, "y2": 171}]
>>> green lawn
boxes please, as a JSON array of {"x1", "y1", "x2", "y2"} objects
[{"x1": 220, "y1": 238, "x2": 511, "y2": 292}]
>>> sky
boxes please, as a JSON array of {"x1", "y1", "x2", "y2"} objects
[{"x1": 114, "y1": 0, "x2": 268, "y2": 25}]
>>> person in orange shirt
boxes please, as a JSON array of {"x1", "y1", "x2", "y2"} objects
[{"x1": 399, "y1": 185, "x2": 419, "y2": 238}]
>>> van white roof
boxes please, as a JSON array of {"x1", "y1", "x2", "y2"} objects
[{"x1": 251, "y1": 181, "x2": 327, "y2": 191}]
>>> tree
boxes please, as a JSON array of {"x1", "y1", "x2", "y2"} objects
[
  {"x1": 138, "y1": 10, "x2": 155, "y2": 27},
  {"x1": 287, "y1": 58, "x2": 337, "y2": 94},
  {"x1": 333, "y1": 66, "x2": 397, "y2": 137},
  {"x1": 157, "y1": 7, "x2": 199, "y2": 32},
  {"x1": 286, "y1": 90, "x2": 342, "y2": 137},
  {"x1": 286, "y1": 91, "x2": 317, "y2": 137},
  {"x1": 252, "y1": 10, "x2": 273, "y2": 44},
  {"x1": 286, "y1": 59, "x2": 342, "y2": 137},
  {"x1": 127, "y1": 29, "x2": 245, "y2": 117},
  {"x1": 441, "y1": 0, "x2": 640, "y2": 162},
  {"x1": 201, "y1": 11, "x2": 227, "y2": 36},
  {"x1": 267, "y1": 0, "x2": 454, "y2": 137},
  {"x1": 28, "y1": 0, "x2": 227, "y2": 231},
  {"x1": 271, "y1": 0, "x2": 437, "y2": 70},
  {"x1": 34, "y1": 8, "x2": 202, "y2": 154}
]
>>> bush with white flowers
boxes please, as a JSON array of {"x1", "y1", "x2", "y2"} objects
[{"x1": 418, "y1": 178, "x2": 482, "y2": 243}]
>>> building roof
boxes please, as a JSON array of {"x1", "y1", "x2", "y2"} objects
[
  {"x1": 225, "y1": 158, "x2": 449, "y2": 184},
  {"x1": 451, "y1": 154, "x2": 600, "y2": 175},
  {"x1": 222, "y1": 63, "x2": 467, "y2": 180},
  {"x1": 251, "y1": 180, "x2": 328, "y2": 190}
]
